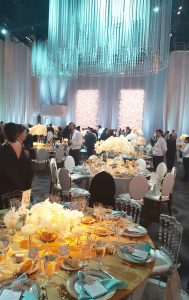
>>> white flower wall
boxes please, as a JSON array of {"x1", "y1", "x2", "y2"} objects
[
  {"x1": 118, "y1": 89, "x2": 144, "y2": 129},
  {"x1": 75, "y1": 90, "x2": 99, "y2": 128}
]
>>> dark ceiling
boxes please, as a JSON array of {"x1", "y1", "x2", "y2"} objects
[{"x1": 0, "y1": 0, "x2": 188, "y2": 50}]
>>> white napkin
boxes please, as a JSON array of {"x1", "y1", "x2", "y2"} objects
[
  {"x1": 132, "y1": 249, "x2": 149, "y2": 260},
  {"x1": 0, "y1": 290, "x2": 22, "y2": 300},
  {"x1": 127, "y1": 226, "x2": 142, "y2": 233}
]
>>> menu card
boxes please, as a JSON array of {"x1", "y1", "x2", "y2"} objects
[{"x1": 21, "y1": 189, "x2": 31, "y2": 208}]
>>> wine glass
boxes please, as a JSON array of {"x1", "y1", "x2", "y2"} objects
[
  {"x1": 0, "y1": 228, "x2": 11, "y2": 270},
  {"x1": 43, "y1": 254, "x2": 57, "y2": 286},
  {"x1": 93, "y1": 202, "x2": 103, "y2": 222},
  {"x1": 94, "y1": 241, "x2": 106, "y2": 269}
]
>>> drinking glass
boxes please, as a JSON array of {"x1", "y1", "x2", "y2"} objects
[
  {"x1": 94, "y1": 241, "x2": 106, "y2": 269},
  {"x1": 104, "y1": 206, "x2": 113, "y2": 221},
  {"x1": 43, "y1": 254, "x2": 57, "y2": 285},
  {"x1": 93, "y1": 202, "x2": 103, "y2": 221},
  {"x1": 0, "y1": 229, "x2": 11, "y2": 270}
]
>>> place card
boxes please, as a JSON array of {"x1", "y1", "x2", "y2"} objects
[
  {"x1": 28, "y1": 247, "x2": 39, "y2": 259},
  {"x1": 59, "y1": 244, "x2": 70, "y2": 256},
  {"x1": 21, "y1": 189, "x2": 31, "y2": 208}
]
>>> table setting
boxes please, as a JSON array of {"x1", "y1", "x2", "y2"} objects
[{"x1": 0, "y1": 199, "x2": 156, "y2": 300}]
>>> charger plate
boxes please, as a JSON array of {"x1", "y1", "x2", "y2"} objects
[
  {"x1": 67, "y1": 269, "x2": 115, "y2": 300},
  {"x1": 117, "y1": 244, "x2": 156, "y2": 264},
  {"x1": 122, "y1": 225, "x2": 147, "y2": 237},
  {"x1": 0, "y1": 277, "x2": 40, "y2": 299}
]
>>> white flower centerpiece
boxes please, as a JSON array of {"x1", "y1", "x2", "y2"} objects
[
  {"x1": 21, "y1": 199, "x2": 84, "y2": 242},
  {"x1": 95, "y1": 136, "x2": 136, "y2": 158},
  {"x1": 3, "y1": 208, "x2": 20, "y2": 232},
  {"x1": 29, "y1": 124, "x2": 47, "y2": 136}
]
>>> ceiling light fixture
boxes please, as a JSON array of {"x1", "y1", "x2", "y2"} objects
[
  {"x1": 32, "y1": 0, "x2": 172, "y2": 78},
  {"x1": 153, "y1": 6, "x2": 159, "y2": 13},
  {"x1": 1, "y1": 28, "x2": 7, "y2": 35}
]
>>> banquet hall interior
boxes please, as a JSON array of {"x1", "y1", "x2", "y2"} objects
[{"x1": 0, "y1": 0, "x2": 189, "y2": 299}]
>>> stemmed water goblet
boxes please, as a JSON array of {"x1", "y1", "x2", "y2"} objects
[
  {"x1": 0, "y1": 228, "x2": 11, "y2": 270},
  {"x1": 93, "y1": 202, "x2": 103, "y2": 223},
  {"x1": 94, "y1": 241, "x2": 107, "y2": 270}
]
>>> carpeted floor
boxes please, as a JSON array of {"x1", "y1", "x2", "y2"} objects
[{"x1": 31, "y1": 161, "x2": 189, "y2": 291}]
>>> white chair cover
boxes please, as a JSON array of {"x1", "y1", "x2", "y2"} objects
[
  {"x1": 55, "y1": 147, "x2": 64, "y2": 163},
  {"x1": 64, "y1": 155, "x2": 75, "y2": 173},
  {"x1": 163, "y1": 265, "x2": 182, "y2": 300},
  {"x1": 156, "y1": 162, "x2": 167, "y2": 180},
  {"x1": 149, "y1": 172, "x2": 158, "y2": 185},
  {"x1": 88, "y1": 155, "x2": 98, "y2": 160},
  {"x1": 47, "y1": 131, "x2": 54, "y2": 142},
  {"x1": 171, "y1": 167, "x2": 177, "y2": 178},
  {"x1": 161, "y1": 173, "x2": 175, "y2": 196},
  {"x1": 58, "y1": 168, "x2": 71, "y2": 192},
  {"x1": 129, "y1": 175, "x2": 149, "y2": 200},
  {"x1": 36, "y1": 149, "x2": 49, "y2": 161},
  {"x1": 136, "y1": 158, "x2": 146, "y2": 170},
  {"x1": 50, "y1": 158, "x2": 57, "y2": 175}
]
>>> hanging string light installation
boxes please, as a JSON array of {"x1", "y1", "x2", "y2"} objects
[{"x1": 32, "y1": 0, "x2": 172, "y2": 77}]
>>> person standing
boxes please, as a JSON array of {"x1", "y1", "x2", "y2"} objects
[
  {"x1": 166, "y1": 132, "x2": 177, "y2": 171},
  {"x1": 152, "y1": 129, "x2": 167, "y2": 171},
  {"x1": 68, "y1": 122, "x2": 83, "y2": 165},
  {"x1": 0, "y1": 123, "x2": 32, "y2": 207},
  {"x1": 180, "y1": 137, "x2": 189, "y2": 182},
  {"x1": 85, "y1": 128, "x2": 97, "y2": 158}
]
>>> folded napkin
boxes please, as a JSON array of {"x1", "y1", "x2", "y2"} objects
[
  {"x1": 126, "y1": 226, "x2": 143, "y2": 234},
  {"x1": 10, "y1": 273, "x2": 38, "y2": 300},
  {"x1": 119, "y1": 243, "x2": 151, "y2": 262},
  {"x1": 78, "y1": 272, "x2": 127, "y2": 300}
]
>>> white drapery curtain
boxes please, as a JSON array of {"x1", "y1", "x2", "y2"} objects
[
  {"x1": 164, "y1": 51, "x2": 189, "y2": 135},
  {"x1": 0, "y1": 39, "x2": 33, "y2": 124},
  {"x1": 0, "y1": 39, "x2": 189, "y2": 137}
]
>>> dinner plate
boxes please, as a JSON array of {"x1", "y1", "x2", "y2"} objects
[
  {"x1": 117, "y1": 244, "x2": 156, "y2": 264},
  {"x1": 82, "y1": 217, "x2": 96, "y2": 225},
  {"x1": 95, "y1": 228, "x2": 113, "y2": 236},
  {"x1": 20, "y1": 259, "x2": 38, "y2": 275},
  {"x1": 66, "y1": 269, "x2": 115, "y2": 300},
  {"x1": 0, "y1": 277, "x2": 40, "y2": 299},
  {"x1": 122, "y1": 225, "x2": 148, "y2": 237},
  {"x1": 61, "y1": 260, "x2": 84, "y2": 271}
]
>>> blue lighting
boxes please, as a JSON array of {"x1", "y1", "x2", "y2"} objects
[
  {"x1": 1, "y1": 29, "x2": 7, "y2": 35},
  {"x1": 153, "y1": 7, "x2": 159, "y2": 13}
]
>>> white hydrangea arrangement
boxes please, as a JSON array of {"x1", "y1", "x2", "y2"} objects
[
  {"x1": 3, "y1": 208, "x2": 20, "y2": 229},
  {"x1": 29, "y1": 124, "x2": 47, "y2": 136},
  {"x1": 21, "y1": 199, "x2": 84, "y2": 236},
  {"x1": 95, "y1": 136, "x2": 136, "y2": 155}
]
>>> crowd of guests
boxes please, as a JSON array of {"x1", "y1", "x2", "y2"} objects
[{"x1": 0, "y1": 121, "x2": 189, "y2": 207}]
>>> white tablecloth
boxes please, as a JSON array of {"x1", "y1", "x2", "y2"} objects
[{"x1": 71, "y1": 172, "x2": 131, "y2": 196}]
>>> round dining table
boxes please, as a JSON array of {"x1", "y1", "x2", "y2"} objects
[
  {"x1": 71, "y1": 167, "x2": 151, "y2": 197},
  {"x1": 0, "y1": 210, "x2": 156, "y2": 300}
]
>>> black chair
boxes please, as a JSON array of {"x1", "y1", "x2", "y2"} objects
[
  {"x1": 1, "y1": 190, "x2": 22, "y2": 209},
  {"x1": 89, "y1": 171, "x2": 116, "y2": 208}
]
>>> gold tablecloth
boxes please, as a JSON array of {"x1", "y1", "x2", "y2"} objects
[{"x1": 0, "y1": 219, "x2": 155, "y2": 300}]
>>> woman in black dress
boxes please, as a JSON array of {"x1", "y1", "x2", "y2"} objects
[{"x1": 0, "y1": 123, "x2": 32, "y2": 208}]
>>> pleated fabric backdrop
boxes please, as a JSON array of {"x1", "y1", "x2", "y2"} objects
[{"x1": 0, "y1": 39, "x2": 189, "y2": 136}]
